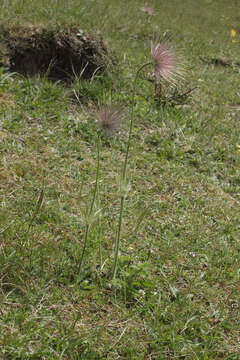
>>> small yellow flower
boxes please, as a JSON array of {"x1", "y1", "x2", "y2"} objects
[
  {"x1": 231, "y1": 29, "x2": 237, "y2": 37},
  {"x1": 236, "y1": 145, "x2": 240, "y2": 153}
]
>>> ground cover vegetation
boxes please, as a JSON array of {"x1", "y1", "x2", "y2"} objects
[{"x1": 0, "y1": 0, "x2": 239, "y2": 359}]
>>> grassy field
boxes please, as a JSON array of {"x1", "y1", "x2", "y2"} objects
[{"x1": 0, "y1": 0, "x2": 240, "y2": 359}]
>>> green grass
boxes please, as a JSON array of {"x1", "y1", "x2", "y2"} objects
[{"x1": 0, "y1": 0, "x2": 240, "y2": 359}]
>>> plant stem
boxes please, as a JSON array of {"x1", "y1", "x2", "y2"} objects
[
  {"x1": 113, "y1": 62, "x2": 151, "y2": 279},
  {"x1": 122, "y1": 63, "x2": 151, "y2": 181},
  {"x1": 113, "y1": 195, "x2": 124, "y2": 279},
  {"x1": 78, "y1": 134, "x2": 101, "y2": 274},
  {"x1": 154, "y1": 80, "x2": 162, "y2": 103}
]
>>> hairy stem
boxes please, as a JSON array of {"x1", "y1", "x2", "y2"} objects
[
  {"x1": 78, "y1": 134, "x2": 101, "y2": 274},
  {"x1": 113, "y1": 62, "x2": 151, "y2": 279}
]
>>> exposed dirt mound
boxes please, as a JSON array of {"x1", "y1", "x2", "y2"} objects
[{"x1": 0, "y1": 25, "x2": 112, "y2": 81}]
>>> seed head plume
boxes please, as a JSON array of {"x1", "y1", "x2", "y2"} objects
[
  {"x1": 151, "y1": 42, "x2": 185, "y2": 86},
  {"x1": 96, "y1": 106, "x2": 125, "y2": 136},
  {"x1": 140, "y1": 6, "x2": 154, "y2": 15}
]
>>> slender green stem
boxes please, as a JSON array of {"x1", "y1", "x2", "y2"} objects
[
  {"x1": 78, "y1": 134, "x2": 101, "y2": 274},
  {"x1": 113, "y1": 62, "x2": 151, "y2": 279},
  {"x1": 78, "y1": 223, "x2": 90, "y2": 274},
  {"x1": 90, "y1": 135, "x2": 101, "y2": 216},
  {"x1": 113, "y1": 195, "x2": 124, "y2": 279},
  {"x1": 122, "y1": 62, "x2": 152, "y2": 181}
]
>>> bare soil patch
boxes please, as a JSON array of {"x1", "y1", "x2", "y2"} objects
[{"x1": 0, "y1": 25, "x2": 112, "y2": 81}]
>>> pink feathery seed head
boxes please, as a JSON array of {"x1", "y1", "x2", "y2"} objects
[
  {"x1": 140, "y1": 6, "x2": 153, "y2": 15},
  {"x1": 96, "y1": 106, "x2": 125, "y2": 136},
  {"x1": 151, "y1": 42, "x2": 185, "y2": 85}
]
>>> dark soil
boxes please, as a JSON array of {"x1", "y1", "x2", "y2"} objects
[{"x1": 0, "y1": 25, "x2": 112, "y2": 81}]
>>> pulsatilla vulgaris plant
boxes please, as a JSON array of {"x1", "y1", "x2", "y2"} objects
[
  {"x1": 78, "y1": 105, "x2": 125, "y2": 274},
  {"x1": 151, "y1": 41, "x2": 186, "y2": 102},
  {"x1": 96, "y1": 106, "x2": 125, "y2": 136},
  {"x1": 112, "y1": 40, "x2": 186, "y2": 279},
  {"x1": 78, "y1": 39, "x2": 187, "y2": 279}
]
